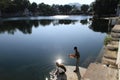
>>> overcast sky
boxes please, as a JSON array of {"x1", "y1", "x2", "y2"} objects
[{"x1": 29, "y1": 0, "x2": 95, "y2": 5}]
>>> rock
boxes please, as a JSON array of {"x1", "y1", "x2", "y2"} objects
[
  {"x1": 110, "y1": 41, "x2": 119, "y2": 46},
  {"x1": 83, "y1": 63, "x2": 118, "y2": 80},
  {"x1": 112, "y1": 25, "x2": 120, "y2": 33},
  {"x1": 103, "y1": 48, "x2": 117, "y2": 59},
  {"x1": 102, "y1": 57, "x2": 116, "y2": 66},
  {"x1": 111, "y1": 32, "x2": 120, "y2": 38},
  {"x1": 107, "y1": 44, "x2": 118, "y2": 51},
  {"x1": 111, "y1": 37, "x2": 119, "y2": 41}
]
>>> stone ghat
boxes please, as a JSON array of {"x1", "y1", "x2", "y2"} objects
[
  {"x1": 102, "y1": 25, "x2": 120, "y2": 68},
  {"x1": 50, "y1": 24, "x2": 120, "y2": 80},
  {"x1": 50, "y1": 63, "x2": 118, "y2": 80},
  {"x1": 50, "y1": 66, "x2": 86, "y2": 80}
]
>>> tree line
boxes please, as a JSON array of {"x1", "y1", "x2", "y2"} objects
[
  {"x1": 0, "y1": 0, "x2": 119, "y2": 17},
  {"x1": 0, "y1": 0, "x2": 91, "y2": 17}
]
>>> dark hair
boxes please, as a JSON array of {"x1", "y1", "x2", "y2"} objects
[{"x1": 74, "y1": 46, "x2": 77, "y2": 50}]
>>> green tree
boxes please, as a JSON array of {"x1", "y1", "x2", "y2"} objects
[
  {"x1": 58, "y1": 5, "x2": 72, "y2": 15},
  {"x1": 93, "y1": 0, "x2": 119, "y2": 17},
  {"x1": 38, "y1": 3, "x2": 55, "y2": 15},
  {"x1": 0, "y1": 0, "x2": 11, "y2": 11},
  {"x1": 29, "y1": 2, "x2": 37, "y2": 13},
  {"x1": 13, "y1": 0, "x2": 30, "y2": 11},
  {"x1": 81, "y1": 4, "x2": 89, "y2": 14}
]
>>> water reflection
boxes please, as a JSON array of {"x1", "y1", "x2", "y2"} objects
[
  {"x1": 0, "y1": 16, "x2": 107, "y2": 80},
  {"x1": 80, "y1": 19, "x2": 89, "y2": 25},
  {"x1": 0, "y1": 18, "x2": 112, "y2": 35},
  {"x1": 0, "y1": 19, "x2": 78, "y2": 34},
  {"x1": 89, "y1": 18, "x2": 113, "y2": 33},
  {"x1": 39, "y1": 20, "x2": 53, "y2": 26}
]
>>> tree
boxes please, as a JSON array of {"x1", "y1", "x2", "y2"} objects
[
  {"x1": 29, "y1": 2, "x2": 37, "y2": 13},
  {"x1": 93, "y1": 0, "x2": 119, "y2": 17},
  {"x1": 38, "y1": 3, "x2": 55, "y2": 15},
  {"x1": 58, "y1": 5, "x2": 72, "y2": 15},
  {"x1": 81, "y1": 4, "x2": 89, "y2": 14},
  {"x1": 0, "y1": 0, "x2": 11, "y2": 11},
  {"x1": 63, "y1": 5, "x2": 72, "y2": 14},
  {"x1": 13, "y1": 0, "x2": 30, "y2": 11}
]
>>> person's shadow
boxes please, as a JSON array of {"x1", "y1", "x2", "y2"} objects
[{"x1": 75, "y1": 69, "x2": 81, "y2": 80}]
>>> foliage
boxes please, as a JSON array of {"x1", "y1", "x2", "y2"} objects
[
  {"x1": 58, "y1": 5, "x2": 72, "y2": 15},
  {"x1": 80, "y1": 19, "x2": 88, "y2": 25},
  {"x1": 104, "y1": 35, "x2": 112, "y2": 45},
  {"x1": 90, "y1": 18, "x2": 110, "y2": 33},
  {"x1": 81, "y1": 4, "x2": 89, "y2": 13},
  {"x1": 29, "y1": 2, "x2": 37, "y2": 13},
  {"x1": 93, "y1": 0, "x2": 119, "y2": 17},
  {"x1": 0, "y1": 0, "x2": 92, "y2": 17}
]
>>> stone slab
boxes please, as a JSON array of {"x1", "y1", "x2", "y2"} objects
[
  {"x1": 83, "y1": 63, "x2": 118, "y2": 80},
  {"x1": 112, "y1": 25, "x2": 120, "y2": 33}
]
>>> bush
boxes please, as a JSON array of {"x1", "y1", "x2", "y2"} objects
[{"x1": 104, "y1": 35, "x2": 112, "y2": 45}]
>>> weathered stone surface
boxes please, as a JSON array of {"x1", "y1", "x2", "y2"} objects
[
  {"x1": 112, "y1": 25, "x2": 120, "y2": 33},
  {"x1": 83, "y1": 63, "x2": 118, "y2": 80},
  {"x1": 65, "y1": 66, "x2": 86, "y2": 80},
  {"x1": 103, "y1": 49, "x2": 117, "y2": 59},
  {"x1": 102, "y1": 57, "x2": 116, "y2": 66},
  {"x1": 107, "y1": 44, "x2": 118, "y2": 51},
  {"x1": 50, "y1": 66, "x2": 86, "y2": 80},
  {"x1": 111, "y1": 37, "x2": 119, "y2": 41},
  {"x1": 110, "y1": 41, "x2": 119, "y2": 46},
  {"x1": 111, "y1": 32, "x2": 120, "y2": 38}
]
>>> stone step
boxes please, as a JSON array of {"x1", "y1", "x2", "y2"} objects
[
  {"x1": 111, "y1": 32, "x2": 120, "y2": 38},
  {"x1": 112, "y1": 25, "x2": 120, "y2": 33},
  {"x1": 83, "y1": 63, "x2": 118, "y2": 80},
  {"x1": 107, "y1": 44, "x2": 118, "y2": 51},
  {"x1": 102, "y1": 57, "x2": 117, "y2": 67},
  {"x1": 111, "y1": 37, "x2": 119, "y2": 41},
  {"x1": 103, "y1": 49, "x2": 117, "y2": 59},
  {"x1": 110, "y1": 41, "x2": 119, "y2": 45},
  {"x1": 65, "y1": 66, "x2": 86, "y2": 80}
]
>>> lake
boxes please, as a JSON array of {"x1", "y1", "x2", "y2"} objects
[{"x1": 0, "y1": 15, "x2": 109, "y2": 80}]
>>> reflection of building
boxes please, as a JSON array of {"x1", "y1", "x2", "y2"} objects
[{"x1": 116, "y1": 4, "x2": 120, "y2": 16}]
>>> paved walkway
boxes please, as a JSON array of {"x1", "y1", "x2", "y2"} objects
[
  {"x1": 83, "y1": 63, "x2": 118, "y2": 80},
  {"x1": 65, "y1": 66, "x2": 86, "y2": 80},
  {"x1": 50, "y1": 66, "x2": 86, "y2": 80}
]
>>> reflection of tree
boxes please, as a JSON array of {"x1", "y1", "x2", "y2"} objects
[
  {"x1": 58, "y1": 20, "x2": 77, "y2": 25},
  {"x1": 0, "y1": 19, "x2": 79, "y2": 34},
  {"x1": 89, "y1": 18, "x2": 113, "y2": 33},
  {"x1": 39, "y1": 19, "x2": 53, "y2": 26},
  {"x1": 0, "y1": 20, "x2": 35, "y2": 34},
  {"x1": 31, "y1": 20, "x2": 39, "y2": 27},
  {"x1": 80, "y1": 19, "x2": 89, "y2": 25}
]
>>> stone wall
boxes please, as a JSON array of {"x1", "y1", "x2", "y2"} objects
[{"x1": 102, "y1": 24, "x2": 120, "y2": 68}]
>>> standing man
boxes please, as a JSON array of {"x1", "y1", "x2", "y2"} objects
[{"x1": 69, "y1": 46, "x2": 80, "y2": 72}]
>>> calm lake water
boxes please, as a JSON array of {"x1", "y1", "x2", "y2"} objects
[{"x1": 0, "y1": 15, "x2": 108, "y2": 80}]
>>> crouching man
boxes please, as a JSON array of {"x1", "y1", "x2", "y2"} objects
[{"x1": 55, "y1": 62, "x2": 67, "y2": 80}]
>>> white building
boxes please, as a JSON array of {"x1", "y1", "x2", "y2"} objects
[{"x1": 116, "y1": 4, "x2": 120, "y2": 16}]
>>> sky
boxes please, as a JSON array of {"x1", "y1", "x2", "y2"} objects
[{"x1": 29, "y1": 0, "x2": 95, "y2": 5}]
